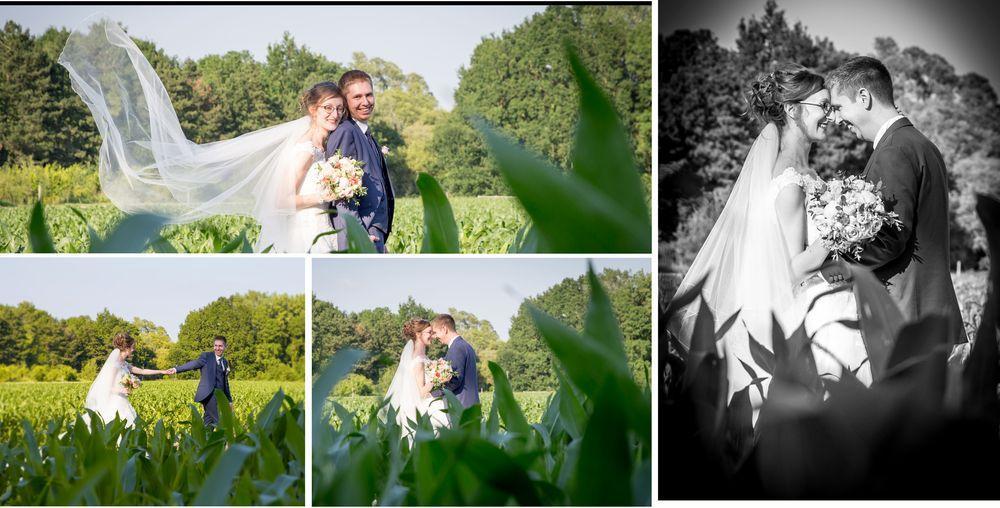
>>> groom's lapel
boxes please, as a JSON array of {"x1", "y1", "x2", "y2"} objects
[{"x1": 863, "y1": 118, "x2": 912, "y2": 178}]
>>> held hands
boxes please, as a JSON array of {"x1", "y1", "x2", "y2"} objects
[{"x1": 163, "y1": 368, "x2": 177, "y2": 375}]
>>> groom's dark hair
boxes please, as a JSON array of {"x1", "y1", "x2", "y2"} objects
[
  {"x1": 339, "y1": 70, "x2": 373, "y2": 92},
  {"x1": 827, "y1": 56, "x2": 895, "y2": 106},
  {"x1": 432, "y1": 314, "x2": 456, "y2": 332},
  {"x1": 213, "y1": 335, "x2": 227, "y2": 345}
]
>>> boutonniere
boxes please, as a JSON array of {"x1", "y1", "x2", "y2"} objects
[{"x1": 381, "y1": 145, "x2": 390, "y2": 156}]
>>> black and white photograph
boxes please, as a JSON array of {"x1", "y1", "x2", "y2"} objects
[{"x1": 658, "y1": 0, "x2": 1000, "y2": 499}]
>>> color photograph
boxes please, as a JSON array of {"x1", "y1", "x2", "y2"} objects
[
  {"x1": 0, "y1": 3, "x2": 651, "y2": 254},
  {"x1": 0, "y1": 257, "x2": 306, "y2": 505},
  {"x1": 311, "y1": 257, "x2": 652, "y2": 505}
]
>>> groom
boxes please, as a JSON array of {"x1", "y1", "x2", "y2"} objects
[
  {"x1": 430, "y1": 314, "x2": 480, "y2": 408},
  {"x1": 169, "y1": 335, "x2": 233, "y2": 426},
  {"x1": 827, "y1": 56, "x2": 965, "y2": 345},
  {"x1": 326, "y1": 69, "x2": 395, "y2": 253}
]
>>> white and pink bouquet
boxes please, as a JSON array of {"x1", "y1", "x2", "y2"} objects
[
  {"x1": 806, "y1": 175, "x2": 903, "y2": 259},
  {"x1": 316, "y1": 150, "x2": 367, "y2": 205},
  {"x1": 425, "y1": 358, "x2": 456, "y2": 391},
  {"x1": 119, "y1": 373, "x2": 140, "y2": 395}
]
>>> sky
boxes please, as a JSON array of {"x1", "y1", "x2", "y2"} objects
[
  {"x1": 312, "y1": 257, "x2": 651, "y2": 340},
  {"x1": 0, "y1": 4, "x2": 546, "y2": 110},
  {"x1": 0, "y1": 257, "x2": 305, "y2": 341},
  {"x1": 659, "y1": 0, "x2": 1000, "y2": 90}
]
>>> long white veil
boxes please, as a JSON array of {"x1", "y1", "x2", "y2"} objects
[
  {"x1": 84, "y1": 349, "x2": 120, "y2": 422},
  {"x1": 667, "y1": 123, "x2": 796, "y2": 405},
  {"x1": 57, "y1": 15, "x2": 310, "y2": 252},
  {"x1": 382, "y1": 341, "x2": 422, "y2": 435}
]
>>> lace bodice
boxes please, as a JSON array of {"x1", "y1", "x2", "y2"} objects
[
  {"x1": 768, "y1": 167, "x2": 824, "y2": 243},
  {"x1": 293, "y1": 142, "x2": 326, "y2": 195}
]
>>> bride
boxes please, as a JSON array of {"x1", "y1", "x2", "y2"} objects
[
  {"x1": 668, "y1": 64, "x2": 874, "y2": 416},
  {"x1": 83, "y1": 332, "x2": 172, "y2": 426},
  {"x1": 382, "y1": 318, "x2": 449, "y2": 439},
  {"x1": 57, "y1": 16, "x2": 343, "y2": 253}
]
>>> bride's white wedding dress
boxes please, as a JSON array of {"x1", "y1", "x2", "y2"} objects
[
  {"x1": 769, "y1": 168, "x2": 872, "y2": 385},
  {"x1": 83, "y1": 349, "x2": 137, "y2": 426},
  {"x1": 382, "y1": 342, "x2": 449, "y2": 440},
  {"x1": 289, "y1": 143, "x2": 337, "y2": 253},
  {"x1": 668, "y1": 123, "x2": 872, "y2": 419}
]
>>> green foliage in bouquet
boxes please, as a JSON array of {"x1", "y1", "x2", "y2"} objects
[
  {"x1": 0, "y1": 389, "x2": 304, "y2": 505},
  {"x1": 659, "y1": 194, "x2": 1000, "y2": 499},
  {"x1": 312, "y1": 264, "x2": 651, "y2": 505}
]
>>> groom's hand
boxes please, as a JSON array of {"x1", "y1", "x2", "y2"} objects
[{"x1": 166, "y1": 368, "x2": 177, "y2": 375}]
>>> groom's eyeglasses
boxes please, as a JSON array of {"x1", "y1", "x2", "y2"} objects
[{"x1": 798, "y1": 101, "x2": 840, "y2": 116}]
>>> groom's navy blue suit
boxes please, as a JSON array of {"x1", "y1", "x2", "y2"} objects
[
  {"x1": 432, "y1": 336, "x2": 480, "y2": 408},
  {"x1": 325, "y1": 119, "x2": 395, "y2": 252},
  {"x1": 175, "y1": 352, "x2": 232, "y2": 426}
]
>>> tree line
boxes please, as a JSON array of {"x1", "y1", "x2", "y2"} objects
[
  {"x1": 659, "y1": 0, "x2": 1000, "y2": 273},
  {"x1": 0, "y1": 4, "x2": 651, "y2": 200},
  {"x1": 312, "y1": 268, "x2": 651, "y2": 394},
  {"x1": 0, "y1": 291, "x2": 304, "y2": 382}
]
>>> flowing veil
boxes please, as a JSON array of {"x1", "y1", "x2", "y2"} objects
[
  {"x1": 381, "y1": 341, "x2": 422, "y2": 436},
  {"x1": 84, "y1": 349, "x2": 120, "y2": 421},
  {"x1": 57, "y1": 15, "x2": 311, "y2": 252},
  {"x1": 666, "y1": 123, "x2": 797, "y2": 404}
]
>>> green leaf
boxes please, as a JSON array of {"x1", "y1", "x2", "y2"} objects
[
  {"x1": 27, "y1": 201, "x2": 55, "y2": 253},
  {"x1": 582, "y1": 262, "x2": 629, "y2": 368},
  {"x1": 475, "y1": 120, "x2": 650, "y2": 253},
  {"x1": 416, "y1": 173, "x2": 460, "y2": 253},
  {"x1": 312, "y1": 349, "x2": 366, "y2": 432},
  {"x1": 567, "y1": 44, "x2": 648, "y2": 222},
  {"x1": 217, "y1": 230, "x2": 247, "y2": 253},
  {"x1": 91, "y1": 213, "x2": 169, "y2": 252},
  {"x1": 488, "y1": 362, "x2": 531, "y2": 435},
  {"x1": 215, "y1": 388, "x2": 238, "y2": 442},
  {"x1": 192, "y1": 443, "x2": 254, "y2": 505},
  {"x1": 342, "y1": 215, "x2": 378, "y2": 253}
]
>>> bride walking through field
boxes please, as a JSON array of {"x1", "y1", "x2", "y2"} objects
[{"x1": 83, "y1": 332, "x2": 172, "y2": 426}]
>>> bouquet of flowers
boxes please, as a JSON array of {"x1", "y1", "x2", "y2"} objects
[
  {"x1": 316, "y1": 150, "x2": 367, "y2": 205},
  {"x1": 806, "y1": 175, "x2": 903, "y2": 259},
  {"x1": 425, "y1": 358, "x2": 456, "y2": 391},
  {"x1": 119, "y1": 373, "x2": 140, "y2": 395}
]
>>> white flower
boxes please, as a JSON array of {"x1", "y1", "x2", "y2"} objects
[{"x1": 382, "y1": 145, "x2": 390, "y2": 155}]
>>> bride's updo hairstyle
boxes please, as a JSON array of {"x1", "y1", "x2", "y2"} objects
[
  {"x1": 744, "y1": 63, "x2": 825, "y2": 126},
  {"x1": 112, "y1": 332, "x2": 135, "y2": 351},
  {"x1": 403, "y1": 318, "x2": 431, "y2": 342},
  {"x1": 300, "y1": 81, "x2": 344, "y2": 116}
]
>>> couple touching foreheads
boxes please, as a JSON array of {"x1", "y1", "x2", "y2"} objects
[
  {"x1": 382, "y1": 314, "x2": 480, "y2": 438},
  {"x1": 668, "y1": 56, "x2": 966, "y2": 419}
]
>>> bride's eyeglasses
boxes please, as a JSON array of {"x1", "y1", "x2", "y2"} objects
[
  {"x1": 320, "y1": 104, "x2": 346, "y2": 115},
  {"x1": 798, "y1": 101, "x2": 839, "y2": 116}
]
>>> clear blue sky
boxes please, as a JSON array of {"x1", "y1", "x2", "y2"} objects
[
  {"x1": 659, "y1": 0, "x2": 1000, "y2": 90},
  {"x1": 312, "y1": 257, "x2": 651, "y2": 340},
  {"x1": 0, "y1": 4, "x2": 546, "y2": 110},
  {"x1": 0, "y1": 257, "x2": 305, "y2": 341}
]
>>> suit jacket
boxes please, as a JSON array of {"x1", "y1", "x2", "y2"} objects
[
  {"x1": 855, "y1": 118, "x2": 966, "y2": 344},
  {"x1": 433, "y1": 336, "x2": 480, "y2": 408},
  {"x1": 325, "y1": 119, "x2": 395, "y2": 248},
  {"x1": 175, "y1": 352, "x2": 232, "y2": 403}
]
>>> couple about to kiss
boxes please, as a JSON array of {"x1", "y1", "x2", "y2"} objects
[
  {"x1": 668, "y1": 55, "x2": 966, "y2": 422},
  {"x1": 84, "y1": 333, "x2": 233, "y2": 428},
  {"x1": 382, "y1": 314, "x2": 480, "y2": 440},
  {"x1": 59, "y1": 17, "x2": 394, "y2": 253}
]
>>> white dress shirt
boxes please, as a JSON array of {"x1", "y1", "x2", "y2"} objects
[{"x1": 354, "y1": 119, "x2": 369, "y2": 135}]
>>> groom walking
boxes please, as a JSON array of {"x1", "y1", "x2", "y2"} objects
[
  {"x1": 326, "y1": 70, "x2": 395, "y2": 253},
  {"x1": 430, "y1": 314, "x2": 480, "y2": 408},
  {"x1": 169, "y1": 336, "x2": 233, "y2": 426},
  {"x1": 827, "y1": 56, "x2": 965, "y2": 345}
]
